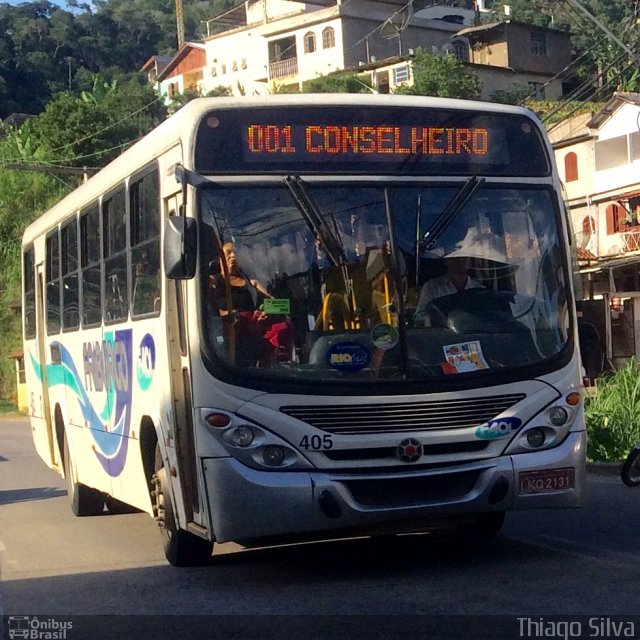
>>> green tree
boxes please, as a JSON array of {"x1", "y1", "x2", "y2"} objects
[
  {"x1": 31, "y1": 75, "x2": 166, "y2": 167},
  {"x1": 394, "y1": 50, "x2": 481, "y2": 100},
  {"x1": 0, "y1": 122, "x2": 67, "y2": 404},
  {"x1": 302, "y1": 72, "x2": 373, "y2": 94},
  {"x1": 167, "y1": 85, "x2": 233, "y2": 113}
]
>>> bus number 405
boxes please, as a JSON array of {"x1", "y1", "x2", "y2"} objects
[{"x1": 299, "y1": 435, "x2": 334, "y2": 450}]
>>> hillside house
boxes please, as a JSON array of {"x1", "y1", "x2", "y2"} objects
[{"x1": 549, "y1": 93, "x2": 640, "y2": 368}]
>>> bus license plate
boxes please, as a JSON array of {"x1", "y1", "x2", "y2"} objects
[{"x1": 519, "y1": 468, "x2": 575, "y2": 494}]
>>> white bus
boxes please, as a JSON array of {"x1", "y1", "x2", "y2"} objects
[{"x1": 22, "y1": 95, "x2": 585, "y2": 566}]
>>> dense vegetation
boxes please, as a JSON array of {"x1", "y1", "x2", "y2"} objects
[
  {"x1": 1, "y1": 0, "x2": 639, "y2": 414},
  {"x1": 585, "y1": 361, "x2": 640, "y2": 461}
]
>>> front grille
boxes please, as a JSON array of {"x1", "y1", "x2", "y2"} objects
[
  {"x1": 281, "y1": 394, "x2": 525, "y2": 435},
  {"x1": 323, "y1": 440, "x2": 489, "y2": 461},
  {"x1": 344, "y1": 470, "x2": 481, "y2": 507}
]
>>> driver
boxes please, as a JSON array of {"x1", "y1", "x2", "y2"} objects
[{"x1": 414, "y1": 254, "x2": 483, "y2": 326}]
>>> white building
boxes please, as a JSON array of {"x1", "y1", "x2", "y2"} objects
[
  {"x1": 200, "y1": 0, "x2": 476, "y2": 95},
  {"x1": 549, "y1": 92, "x2": 640, "y2": 368}
]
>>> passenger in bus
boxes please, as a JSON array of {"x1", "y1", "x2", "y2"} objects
[
  {"x1": 210, "y1": 242, "x2": 270, "y2": 315},
  {"x1": 414, "y1": 254, "x2": 483, "y2": 327},
  {"x1": 210, "y1": 241, "x2": 291, "y2": 366}
]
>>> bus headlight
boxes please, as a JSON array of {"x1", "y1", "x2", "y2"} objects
[
  {"x1": 262, "y1": 445, "x2": 286, "y2": 467},
  {"x1": 231, "y1": 426, "x2": 255, "y2": 447},
  {"x1": 200, "y1": 408, "x2": 313, "y2": 470},
  {"x1": 504, "y1": 403, "x2": 579, "y2": 455},
  {"x1": 548, "y1": 406, "x2": 568, "y2": 426},
  {"x1": 526, "y1": 428, "x2": 546, "y2": 448}
]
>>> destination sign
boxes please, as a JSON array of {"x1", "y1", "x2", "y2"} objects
[
  {"x1": 245, "y1": 124, "x2": 489, "y2": 158},
  {"x1": 194, "y1": 105, "x2": 550, "y2": 176}
]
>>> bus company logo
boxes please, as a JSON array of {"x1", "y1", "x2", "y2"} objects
[
  {"x1": 476, "y1": 417, "x2": 522, "y2": 440},
  {"x1": 7, "y1": 616, "x2": 73, "y2": 640},
  {"x1": 82, "y1": 334, "x2": 129, "y2": 394},
  {"x1": 397, "y1": 438, "x2": 423, "y2": 463},
  {"x1": 136, "y1": 333, "x2": 156, "y2": 391}
]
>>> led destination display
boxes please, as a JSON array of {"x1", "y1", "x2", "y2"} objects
[
  {"x1": 245, "y1": 124, "x2": 489, "y2": 158},
  {"x1": 194, "y1": 105, "x2": 550, "y2": 176}
]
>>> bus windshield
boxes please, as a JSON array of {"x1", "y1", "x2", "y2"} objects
[{"x1": 199, "y1": 181, "x2": 568, "y2": 384}]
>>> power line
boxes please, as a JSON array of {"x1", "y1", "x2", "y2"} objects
[{"x1": 564, "y1": 0, "x2": 640, "y2": 66}]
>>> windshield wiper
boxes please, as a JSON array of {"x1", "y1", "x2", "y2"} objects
[
  {"x1": 284, "y1": 175, "x2": 356, "y2": 321},
  {"x1": 419, "y1": 175, "x2": 484, "y2": 252}
]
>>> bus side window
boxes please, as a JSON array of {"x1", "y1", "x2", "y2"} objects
[
  {"x1": 132, "y1": 249, "x2": 160, "y2": 314},
  {"x1": 103, "y1": 188, "x2": 129, "y2": 322},
  {"x1": 130, "y1": 169, "x2": 160, "y2": 316},
  {"x1": 80, "y1": 204, "x2": 102, "y2": 327}
]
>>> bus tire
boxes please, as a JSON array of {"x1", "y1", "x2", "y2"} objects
[
  {"x1": 456, "y1": 511, "x2": 505, "y2": 539},
  {"x1": 64, "y1": 435, "x2": 105, "y2": 517},
  {"x1": 153, "y1": 447, "x2": 213, "y2": 566},
  {"x1": 621, "y1": 446, "x2": 640, "y2": 487}
]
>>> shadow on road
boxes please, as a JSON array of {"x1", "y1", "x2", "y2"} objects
[{"x1": 0, "y1": 486, "x2": 68, "y2": 505}]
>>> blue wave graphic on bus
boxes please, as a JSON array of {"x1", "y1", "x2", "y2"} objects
[{"x1": 30, "y1": 329, "x2": 133, "y2": 477}]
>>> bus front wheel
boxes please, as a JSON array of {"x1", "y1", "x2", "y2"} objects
[
  {"x1": 152, "y1": 447, "x2": 213, "y2": 566},
  {"x1": 63, "y1": 435, "x2": 105, "y2": 517}
]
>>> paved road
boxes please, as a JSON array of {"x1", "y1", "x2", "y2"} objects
[{"x1": 2, "y1": 415, "x2": 640, "y2": 639}]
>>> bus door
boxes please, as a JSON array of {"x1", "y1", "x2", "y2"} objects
[
  {"x1": 163, "y1": 193, "x2": 202, "y2": 528},
  {"x1": 32, "y1": 264, "x2": 57, "y2": 468}
]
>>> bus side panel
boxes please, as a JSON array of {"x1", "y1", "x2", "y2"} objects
[
  {"x1": 53, "y1": 328, "x2": 113, "y2": 497},
  {"x1": 23, "y1": 336, "x2": 58, "y2": 471},
  {"x1": 108, "y1": 319, "x2": 168, "y2": 515},
  {"x1": 26, "y1": 258, "x2": 58, "y2": 471}
]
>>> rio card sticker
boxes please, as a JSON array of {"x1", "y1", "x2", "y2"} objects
[
  {"x1": 371, "y1": 323, "x2": 399, "y2": 351},
  {"x1": 441, "y1": 340, "x2": 489, "y2": 374},
  {"x1": 327, "y1": 342, "x2": 371, "y2": 372}
]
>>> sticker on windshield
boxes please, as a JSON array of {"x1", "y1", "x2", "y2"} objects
[
  {"x1": 327, "y1": 342, "x2": 371, "y2": 372},
  {"x1": 262, "y1": 298, "x2": 291, "y2": 315},
  {"x1": 476, "y1": 417, "x2": 522, "y2": 439},
  {"x1": 441, "y1": 340, "x2": 489, "y2": 374},
  {"x1": 371, "y1": 323, "x2": 399, "y2": 350}
]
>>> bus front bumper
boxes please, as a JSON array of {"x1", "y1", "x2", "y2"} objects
[{"x1": 201, "y1": 430, "x2": 585, "y2": 544}]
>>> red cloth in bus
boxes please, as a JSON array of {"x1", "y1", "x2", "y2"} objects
[{"x1": 234, "y1": 312, "x2": 292, "y2": 365}]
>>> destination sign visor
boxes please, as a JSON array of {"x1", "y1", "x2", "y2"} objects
[{"x1": 194, "y1": 105, "x2": 550, "y2": 177}]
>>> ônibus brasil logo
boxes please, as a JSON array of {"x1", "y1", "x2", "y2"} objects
[{"x1": 7, "y1": 616, "x2": 73, "y2": 640}]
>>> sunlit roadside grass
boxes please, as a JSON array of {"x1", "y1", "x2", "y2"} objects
[{"x1": 585, "y1": 359, "x2": 640, "y2": 462}]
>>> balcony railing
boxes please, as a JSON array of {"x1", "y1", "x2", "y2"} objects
[
  {"x1": 269, "y1": 57, "x2": 298, "y2": 81},
  {"x1": 622, "y1": 229, "x2": 640, "y2": 252}
]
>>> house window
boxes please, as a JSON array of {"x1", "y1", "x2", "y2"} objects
[
  {"x1": 452, "y1": 39, "x2": 468, "y2": 62},
  {"x1": 530, "y1": 31, "x2": 548, "y2": 56},
  {"x1": 232, "y1": 60, "x2": 238, "y2": 72},
  {"x1": 304, "y1": 31, "x2": 316, "y2": 54},
  {"x1": 595, "y1": 136, "x2": 628, "y2": 171},
  {"x1": 241, "y1": 58, "x2": 247, "y2": 69},
  {"x1": 167, "y1": 82, "x2": 178, "y2": 97},
  {"x1": 221, "y1": 63, "x2": 227, "y2": 75},
  {"x1": 393, "y1": 66, "x2": 409, "y2": 84},
  {"x1": 565, "y1": 152, "x2": 578, "y2": 182},
  {"x1": 322, "y1": 27, "x2": 335, "y2": 49},
  {"x1": 606, "y1": 203, "x2": 626, "y2": 235}
]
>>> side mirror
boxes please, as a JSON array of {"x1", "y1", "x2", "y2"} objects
[{"x1": 163, "y1": 217, "x2": 197, "y2": 279}]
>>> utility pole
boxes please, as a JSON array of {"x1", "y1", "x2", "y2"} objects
[{"x1": 176, "y1": 0, "x2": 185, "y2": 49}]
